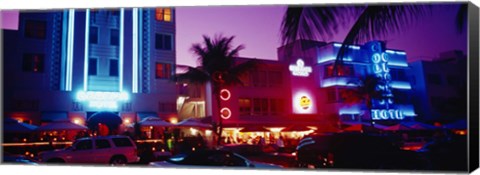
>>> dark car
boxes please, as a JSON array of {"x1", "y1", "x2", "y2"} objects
[
  {"x1": 220, "y1": 144, "x2": 296, "y2": 168},
  {"x1": 417, "y1": 135, "x2": 467, "y2": 171},
  {"x1": 3, "y1": 152, "x2": 38, "y2": 165},
  {"x1": 296, "y1": 133, "x2": 427, "y2": 170},
  {"x1": 149, "y1": 150, "x2": 282, "y2": 169}
]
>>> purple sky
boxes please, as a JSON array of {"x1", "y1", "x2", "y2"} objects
[{"x1": 178, "y1": 4, "x2": 467, "y2": 67}]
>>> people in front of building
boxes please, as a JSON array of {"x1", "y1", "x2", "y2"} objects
[{"x1": 276, "y1": 136, "x2": 285, "y2": 153}]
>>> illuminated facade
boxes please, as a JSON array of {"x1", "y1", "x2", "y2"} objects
[
  {"x1": 3, "y1": 8, "x2": 177, "y2": 129},
  {"x1": 177, "y1": 40, "x2": 418, "y2": 135}
]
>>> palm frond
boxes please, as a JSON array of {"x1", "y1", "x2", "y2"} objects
[
  {"x1": 281, "y1": 5, "x2": 357, "y2": 45},
  {"x1": 174, "y1": 66, "x2": 210, "y2": 85}
]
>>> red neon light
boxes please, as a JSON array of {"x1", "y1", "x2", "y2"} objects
[
  {"x1": 220, "y1": 89, "x2": 231, "y2": 101},
  {"x1": 220, "y1": 107, "x2": 232, "y2": 119}
]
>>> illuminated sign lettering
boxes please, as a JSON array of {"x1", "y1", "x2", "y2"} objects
[
  {"x1": 371, "y1": 109, "x2": 404, "y2": 120},
  {"x1": 289, "y1": 59, "x2": 312, "y2": 77},
  {"x1": 76, "y1": 91, "x2": 129, "y2": 110}
]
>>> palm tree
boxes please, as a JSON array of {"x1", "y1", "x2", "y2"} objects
[
  {"x1": 281, "y1": 4, "x2": 432, "y2": 69},
  {"x1": 175, "y1": 34, "x2": 258, "y2": 146}
]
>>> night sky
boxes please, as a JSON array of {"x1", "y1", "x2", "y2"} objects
[{"x1": 176, "y1": 4, "x2": 467, "y2": 67}]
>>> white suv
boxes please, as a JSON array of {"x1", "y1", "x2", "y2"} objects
[{"x1": 38, "y1": 135, "x2": 139, "y2": 165}]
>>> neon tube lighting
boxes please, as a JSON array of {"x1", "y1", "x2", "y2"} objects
[
  {"x1": 83, "y1": 9, "x2": 90, "y2": 91},
  {"x1": 387, "y1": 61, "x2": 409, "y2": 67},
  {"x1": 119, "y1": 9, "x2": 125, "y2": 92},
  {"x1": 66, "y1": 9, "x2": 75, "y2": 91},
  {"x1": 132, "y1": 8, "x2": 139, "y2": 93},
  {"x1": 390, "y1": 81, "x2": 412, "y2": 90}
]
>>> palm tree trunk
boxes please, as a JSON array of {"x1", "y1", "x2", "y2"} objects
[{"x1": 215, "y1": 93, "x2": 224, "y2": 146}]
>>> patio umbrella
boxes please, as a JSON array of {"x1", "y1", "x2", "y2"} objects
[
  {"x1": 343, "y1": 123, "x2": 387, "y2": 132},
  {"x1": 239, "y1": 126, "x2": 269, "y2": 132},
  {"x1": 443, "y1": 119, "x2": 467, "y2": 130},
  {"x1": 383, "y1": 124, "x2": 413, "y2": 131},
  {"x1": 400, "y1": 121, "x2": 438, "y2": 130},
  {"x1": 3, "y1": 118, "x2": 38, "y2": 133},
  {"x1": 36, "y1": 120, "x2": 88, "y2": 132},
  {"x1": 281, "y1": 125, "x2": 312, "y2": 132},
  {"x1": 139, "y1": 117, "x2": 174, "y2": 127},
  {"x1": 176, "y1": 118, "x2": 211, "y2": 128}
]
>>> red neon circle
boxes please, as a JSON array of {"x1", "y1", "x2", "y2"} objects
[
  {"x1": 220, "y1": 107, "x2": 232, "y2": 119},
  {"x1": 220, "y1": 89, "x2": 231, "y2": 101}
]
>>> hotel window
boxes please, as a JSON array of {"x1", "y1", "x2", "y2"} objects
[
  {"x1": 390, "y1": 68, "x2": 406, "y2": 81},
  {"x1": 89, "y1": 26, "x2": 98, "y2": 44},
  {"x1": 270, "y1": 99, "x2": 284, "y2": 115},
  {"x1": 24, "y1": 20, "x2": 46, "y2": 39},
  {"x1": 156, "y1": 63, "x2": 172, "y2": 79},
  {"x1": 239, "y1": 98, "x2": 251, "y2": 116},
  {"x1": 324, "y1": 64, "x2": 354, "y2": 78},
  {"x1": 427, "y1": 74, "x2": 442, "y2": 85},
  {"x1": 110, "y1": 29, "x2": 119, "y2": 46},
  {"x1": 155, "y1": 33, "x2": 173, "y2": 50},
  {"x1": 155, "y1": 8, "x2": 172, "y2": 22},
  {"x1": 326, "y1": 88, "x2": 338, "y2": 103},
  {"x1": 109, "y1": 59, "x2": 119, "y2": 77},
  {"x1": 88, "y1": 58, "x2": 98, "y2": 76},
  {"x1": 268, "y1": 71, "x2": 282, "y2": 87},
  {"x1": 253, "y1": 98, "x2": 268, "y2": 116},
  {"x1": 252, "y1": 71, "x2": 267, "y2": 87},
  {"x1": 22, "y1": 54, "x2": 44, "y2": 73}
]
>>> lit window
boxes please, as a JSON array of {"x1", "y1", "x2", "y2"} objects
[
  {"x1": 156, "y1": 63, "x2": 172, "y2": 79},
  {"x1": 239, "y1": 98, "x2": 251, "y2": 116},
  {"x1": 88, "y1": 58, "x2": 98, "y2": 76},
  {"x1": 22, "y1": 54, "x2": 44, "y2": 73},
  {"x1": 155, "y1": 33, "x2": 172, "y2": 50},
  {"x1": 24, "y1": 20, "x2": 46, "y2": 39},
  {"x1": 109, "y1": 59, "x2": 118, "y2": 77},
  {"x1": 324, "y1": 64, "x2": 354, "y2": 78},
  {"x1": 155, "y1": 8, "x2": 172, "y2": 22},
  {"x1": 89, "y1": 26, "x2": 98, "y2": 44},
  {"x1": 110, "y1": 29, "x2": 119, "y2": 46}
]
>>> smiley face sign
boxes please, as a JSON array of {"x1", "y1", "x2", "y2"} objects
[{"x1": 299, "y1": 96, "x2": 311, "y2": 110}]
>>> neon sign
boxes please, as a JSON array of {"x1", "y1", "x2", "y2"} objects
[
  {"x1": 220, "y1": 107, "x2": 232, "y2": 119},
  {"x1": 293, "y1": 91, "x2": 315, "y2": 114},
  {"x1": 289, "y1": 59, "x2": 312, "y2": 77},
  {"x1": 299, "y1": 96, "x2": 312, "y2": 110},
  {"x1": 371, "y1": 109, "x2": 404, "y2": 120},
  {"x1": 76, "y1": 91, "x2": 129, "y2": 109},
  {"x1": 220, "y1": 89, "x2": 231, "y2": 101}
]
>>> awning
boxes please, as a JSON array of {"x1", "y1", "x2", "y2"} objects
[
  {"x1": 4, "y1": 118, "x2": 38, "y2": 133},
  {"x1": 239, "y1": 126, "x2": 270, "y2": 132},
  {"x1": 176, "y1": 118, "x2": 211, "y2": 128},
  {"x1": 137, "y1": 112, "x2": 160, "y2": 121},
  {"x1": 139, "y1": 117, "x2": 174, "y2": 127},
  {"x1": 36, "y1": 121, "x2": 87, "y2": 132},
  {"x1": 41, "y1": 112, "x2": 68, "y2": 122},
  {"x1": 282, "y1": 125, "x2": 312, "y2": 132}
]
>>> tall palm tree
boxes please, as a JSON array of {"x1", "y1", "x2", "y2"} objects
[
  {"x1": 281, "y1": 4, "x2": 432, "y2": 69},
  {"x1": 175, "y1": 34, "x2": 258, "y2": 146}
]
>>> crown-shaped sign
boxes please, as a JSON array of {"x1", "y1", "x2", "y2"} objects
[{"x1": 289, "y1": 59, "x2": 312, "y2": 77}]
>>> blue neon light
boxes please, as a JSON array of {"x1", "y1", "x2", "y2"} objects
[
  {"x1": 119, "y1": 9, "x2": 125, "y2": 92},
  {"x1": 132, "y1": 8, "x2": 139, "y2": 93},
  {"x1": 318, "y1": 56, "x2": 353, "y2": 64},
  {"x1": 66, "y1": 9, "x2": 75, "y2": 91},
  {"x1": 332, "y1": 43, "x2": 360, "y2": 50},
  {"x1": 387, "y1": 61, "x2": 409, "y2": 67},
  {"x1": 385, "y1": 50, "x2": 395, "y2": 54},
  {"x1": 321, "y1": 78, "x2": 358, "y2": 87},
  {"x1": 371, "y1": 109, "x2": 404, "y2": 120},
  {"x1": 396, "y1": 51, "x2": 406, "y2": 55},
  {"x1": 339, "y1": 108, "x2": 361, "y2": 115},
  {"x1": 76, "y1": 91, "x2": 129, "y2": 110},
  {"x1": 83, "y1": 9, "x2": 90, "y2": 91},
  {"x1": 390, "y1": 81, "x2": 412, "y2": 90}
]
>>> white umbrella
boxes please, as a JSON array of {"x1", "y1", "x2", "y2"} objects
[
  {"x1": 139, "y1": 117, "x2": 174, "y2": 127},
  {"x1": 176, "y1": 118, "x2": 211, "y2": 128},
  {"x1": 36, "y1": 120, "x2": 88, "y2": 132}
]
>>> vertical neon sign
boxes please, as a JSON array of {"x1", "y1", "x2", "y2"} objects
[
  {"x1": 132, "y1": 8, "x2": 139, "y2": 93},
  {"x1": 83, "y1": 9, "x2": 90, "y2": 91},
  {"x1": 119, "y1": 9, "x2": 125, "y2": 92},
  {"x1": 66, "y1": 9, "x2": 75, "y2": 91},
  {"x1": 369, "y1": 42, "x2": 404, "y2": 120}
]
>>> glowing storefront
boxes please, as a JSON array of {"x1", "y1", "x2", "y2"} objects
[{"x1": 3, "y1": 8, "x2": 178, "y2": 134}]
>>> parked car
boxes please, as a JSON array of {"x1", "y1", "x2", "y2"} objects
[
  {"x1": 3, "y1": 152, "x2": 38, "y2": 165},
  {"x1": 296, "y1": 133, "x2": 427, "y2": 170},
  {"x1": 38, "y1": 135, "x2": 139, "y2": 165},
  {"x1": 220, "y1": 144, "x2": 296, "y2": 168},
  {"x1": 417, "y1": 135, "x2": 467, "y2": 171},
  {"x1": 149, "y1": 150, "x2": 282, "y2": 169}
]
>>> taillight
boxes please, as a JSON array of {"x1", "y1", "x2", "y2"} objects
[{"x1": 327, "y1": 153, "x2": 334, "y2": 167}]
